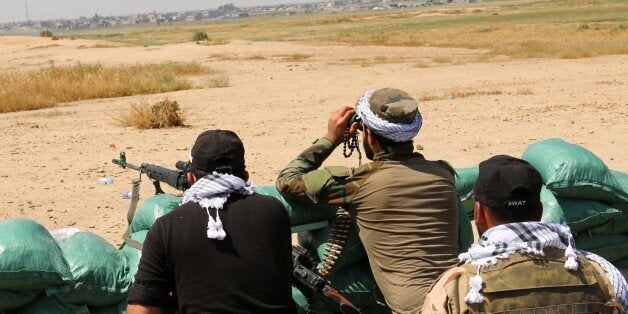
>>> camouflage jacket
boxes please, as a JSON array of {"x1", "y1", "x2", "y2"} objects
[{"x1": 422, "y1": 247, "x2": 624, "y2": 313}]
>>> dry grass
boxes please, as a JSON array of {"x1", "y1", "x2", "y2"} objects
[
  {"x1": 515, "y1": 88, "x2": 534, "y2": 95},
  {"x1": 0, "y1": 62, "x2": 209, "y2": 113},
  {"x1": 281, "y1": 53, "x2": 312, "y2": 62},
  {"x1": 374, "y1": 55, "x2": 389, "y2": 63},
  {"x1": 209, "y1": 53, "x2": 238, "y2": 61},
  {"x1": 432, "y1": 56, "x2": 452, "y2": 64},
  {"x1": 413, "y1": 60, "x2": 430, "y2": 68},
  {"x1": 68, "y1": 0, "x2": 627, "y2": 59},
  {"x1": 198, "y1": 38, "x2": 231, "y2": 46},
  {"x1": 245, "y1": 54, "x2": 266, "y2": 60},
  {"x1": 28, "y1": 44, "x2": 61, "y2": 50},
  {"x1": 20, "y1": 109, "x2": 77, "y2": 118},
  {"x1": 77, "y1": 44, "x2": 119, "y2": 49},
  {"x1": 450, "y1": 89, "x2": 502, "y2": 99},
  {"x1": 420, "y1": 88, "x2": 503, "y2": 101},
  {"x1": 209, "y1": 75, "x2": 230, "y2": 88},
  {"x1": 116, "y1": 98, "x2": 186, "y2": 129}
]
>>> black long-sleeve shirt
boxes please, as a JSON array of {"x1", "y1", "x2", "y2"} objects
[{"x1": 128, "y1": 193, "x2": 296, "y2": 313}]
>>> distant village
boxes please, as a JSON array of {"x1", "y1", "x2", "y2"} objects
[{"x1": 0, "y1": 0, "x2": 479, "y2": 34}]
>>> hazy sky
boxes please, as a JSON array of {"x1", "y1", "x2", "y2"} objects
[{"x1": 0, "y1": 0, "x2": 315, "y2": 23}]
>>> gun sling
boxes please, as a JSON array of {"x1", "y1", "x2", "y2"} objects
[{"x1": 123, "y1": 179, "x2": 144, "y2": 250}]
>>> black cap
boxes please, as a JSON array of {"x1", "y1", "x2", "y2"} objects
[
  {"x1": 190, "y1": 130, "x2": 245, "y2": 175},
  {"x1": 473, "y1": 155, "x2": 542, "y2": 213}
]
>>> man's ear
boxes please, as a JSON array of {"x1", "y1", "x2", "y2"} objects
[
  {"x1": 365, "y1": 128, "x2": 381, "y2": 150},
  {"x1": 474, "y1": 201, "x2": 487, "y2": 233}
]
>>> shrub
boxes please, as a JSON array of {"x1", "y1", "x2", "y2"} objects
[
  {"x1": 39, "y1": 30, "x2": 53, "y2": 37},
  {"x1": 282, "y1": 53, "x2": 311, "y2": 62},
  {"x1": 117, "y1": 99, "x2": 186, "y2": 129},
  {"x1": 209, "y1": 75, "x2": 230, "y2": 88},
  {"x1": 193, "y1": 31, "x2": 209, "y2": 43}
]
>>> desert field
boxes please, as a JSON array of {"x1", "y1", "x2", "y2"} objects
[{"x1": 0, "y1": 1, "x2": 627, "y2": 246}]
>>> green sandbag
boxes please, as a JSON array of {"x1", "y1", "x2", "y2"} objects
[
  {"x1": 461, "y1": 197, "x2": 475, "y2": 220},
  {"x1": 611, "y1": 170, "x2": 627, "y2": 192},
  {"x1": 50, "y1": 232, "x2": 131, "y2": 306},
  {"x1": 120, "y1": 230, "x2": 148, "y2": 282},
  {"x1": 589, "y1": 204, "x2": 628, "y2": 234},
  {"x1": 292, "y1": 286, "x2": 309, "y2": 314},
  {"x1": 521, "y1": 138, "x2": 628, "y2": 204},
  {"x1": 255, "y1": 186, "x2": 338, "y2": 226},
  {"x1": 298, "y1": 222, "x2": 366, "y2": 275},
  {"x1": 130, "y1": 194, "x2": 181, "y2": 233},
  {"x1": 540, "y1": 186, "x2": 622, "y2": 232},
  {"x1": 614, "y1": 256, "x2": 628, "y2": 268},
  {"x1": 88, "y1": 299, "x2": 127, "y2": 314},
  {"x1": 0, "y1": 218, "x2": 73, "y2": 291},
  {"x1": 457, "y1": 199, "x2": 473, "y2": 252},
  {"x1": 455, "y1": 166, "x2": 479, "y2": 197},
  {"x1": 0, "y1": 290, "x2": 40, "y2": 310},
  {"x1": 575, "y1": 234, "x2": 628, "y2": 263},
  {"x1": 10, "y1": 295, "x2": 89, "y2": 314}
]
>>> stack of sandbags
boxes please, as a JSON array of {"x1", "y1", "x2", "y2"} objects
[
  {"x1": 522, "y1": 138, "x2": 628, "y2": 267},
  {"x1": 0, "y1": 219, "x2": 130, "y2": 313},
  {"x1": 50, "y1": 230, "x2": 131, "y2": 312},
  {"x1": 254, "y1": 186, "x2": 338, "y2": 227},
  {"x1": 0, "y1": 218, "x2": 74, "y2": 311}
]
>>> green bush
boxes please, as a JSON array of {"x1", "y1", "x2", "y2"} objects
[
  {"x1": 39, "y1": 30, "x2": 53, "y2": 37},
  {"x1": 117, "y1": 98, "x2": 186, "y2": 129},
  {"x1": 192, "y1": 31, "x2": 209, "y2": 43}
]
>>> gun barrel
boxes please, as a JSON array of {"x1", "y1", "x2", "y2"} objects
[{"x1": 112, "y1": 158, "x2": 141, "y2": 171}]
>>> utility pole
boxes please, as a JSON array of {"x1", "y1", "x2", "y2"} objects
[{"x1": 25, "y1": 1, "x2": 30, "y2": 20}]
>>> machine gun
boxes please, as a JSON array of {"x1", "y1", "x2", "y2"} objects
[
  {"x1": 293, "y1": 245, "x2": 360, "y2": 314},
  {"x1": 112, "y1": 152, "x2": 190, "y2": 194},
  {"x1": 112, "y1": 153, "x2": 361, "y2": 313}
]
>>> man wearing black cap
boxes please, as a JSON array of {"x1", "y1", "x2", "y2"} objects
[
  {"x1": 128, "y1": 130, "x2": 295, "y2": 313},
  {"x1": 422, "y1": 155, "x2": 627, "y2": 313},
  {"x1": 276, "y1": 88, "x2": 460, "y2": 313}
]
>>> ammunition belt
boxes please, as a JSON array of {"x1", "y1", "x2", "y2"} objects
[{"x1": 319, "y1": 207, "x2": 352, "y2": 278}]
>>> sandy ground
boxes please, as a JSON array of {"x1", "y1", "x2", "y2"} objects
[{"x1": 0, "y1": 36, "x2": 626, "y2": 246}]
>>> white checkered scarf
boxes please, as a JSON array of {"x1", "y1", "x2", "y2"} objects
[
  {"x1": 355, "y1": 90, "x2": 422, "y2": 142},
  {"x1": 181, "y1": 172, "x2": 255, "y2": 240},
  {"x1": 458, "y1": 222, "x2": 627, "y2": 309}
]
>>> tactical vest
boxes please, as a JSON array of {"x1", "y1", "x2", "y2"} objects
[{"x1": 457, "y1": 248, "x2": 623, "y2": 313}]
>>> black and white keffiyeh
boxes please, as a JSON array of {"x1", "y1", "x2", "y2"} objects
[
  {"x1": 355, "y1": 90, "x2": 422, "y2": 142},
  {"x1": 458, "y1": 222, "x2": 627, "y2": 309},
  {"x1": 181, "y1": 172, "x2": 255, "y2": 240}
]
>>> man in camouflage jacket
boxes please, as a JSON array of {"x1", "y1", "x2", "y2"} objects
[
  {"x1": 422, "y1": 155, "x2": 627, "y2": 313},
  {"x1": 276, "y1": 88, "x2": 459, "y2": 313}
]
